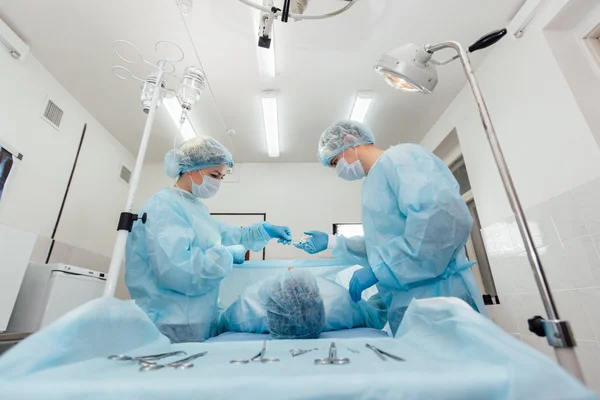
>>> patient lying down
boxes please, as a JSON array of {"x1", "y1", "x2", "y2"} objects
[{"x1": 218, "y1": 268, "x2": 387, "y2": 339}]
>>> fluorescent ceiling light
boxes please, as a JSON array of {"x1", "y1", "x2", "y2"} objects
[
  {"x1": 261, "y1": 93, "x2": 279, "y2": 157},
  {"x1": 254, "y1": 10, "x2": 276, "y2": 78},
  {"x1": 164, "y1": 96, "x2": 197, "y2": 141},
  {"x1": 350, "y1": 92, "x2": 373, "y2": 123}
]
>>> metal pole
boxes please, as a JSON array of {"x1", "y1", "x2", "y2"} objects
[
  {"x1": 103, "y1": 67, "x2": 165, "y2": 297},
  {"x1": 427, "y1": 41, "x2": 584, "y2": 382}
]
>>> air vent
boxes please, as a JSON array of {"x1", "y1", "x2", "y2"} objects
[
  {"x1": 42, "y1": 99, "x2": 63, "y2": 129},
  {"x1": 119, "y1": 165, "x2": 132, "y2": 185}
]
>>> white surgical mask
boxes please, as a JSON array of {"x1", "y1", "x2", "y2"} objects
[
  {"x1": 335, "y1": 149, "x2": 365, "y2": 181},
  {"x1": 189, "y1": 172, "x2": 221, "y2": 198}
]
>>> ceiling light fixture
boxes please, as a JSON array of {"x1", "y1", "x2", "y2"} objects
[
  {"x1": 261, "y1": 92, "x2": 279, "y2": 157},
  {"x1": 349, "y1": 92, "x2": 373, "y2": 123},
  {"x1": 373, "y1": 28, "x2": 584, "y2": 382}
]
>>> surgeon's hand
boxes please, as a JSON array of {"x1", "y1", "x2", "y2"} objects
[
  {"x1": 226, "y1": 245, "x2": 247, "y2": 264},
  {"x1": 293, "y1": 230, "x2": 328, "y2": 254},
  {"x1": 263, "y1": 222, "x2": 292, "y2": 245},
  {"x1": 349, "y1": 267, "x2": 378, "y2": 302}
]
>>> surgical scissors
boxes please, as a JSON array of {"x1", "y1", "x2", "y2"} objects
[
  {"x1": 108, "y1": 351, "x2": 187, "y2": 364},
  {"x1": 139, "y1": 351, "x2": 208, "y2": 371},
  {"x1": 365, "y1": 343, "x2": 405, "y2": 362},
  {"x1": 230, "y1": 341, "x2": 280, "y2": 364},
  {"x1": 290, "y1": 348, "x2": 318, "y2": 357},
  {"x1": 314, "y1": 342, "x2": 350, "y2": 365}
]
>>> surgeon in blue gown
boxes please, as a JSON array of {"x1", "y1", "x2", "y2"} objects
[
  {"x1": 294, "y1": 120, "x2": 486, "y2": 335},
  {"x1": 126, "y1": 136, "x2": 292, "y2": 343}
]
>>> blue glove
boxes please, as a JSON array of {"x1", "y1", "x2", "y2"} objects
[
  {"x1": 293, "y1": 230, "x2": 328, "y2": 254},
  {"x1": 226, "y1": 245, "x2": 246, "y2": 264},
  {"x1": 263, "y1": 222, "x2": 292, "y2": 245},
  {"x1": 349, "y1": 267, "x2": 378, "y2": 302}
]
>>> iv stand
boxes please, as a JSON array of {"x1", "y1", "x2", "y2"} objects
[
  {"x1": 424, "y1": 31, "x2": 584, "y2": 381},
  {"x1": 103, "y1": 40, "x2": 189, "y2": 297}
]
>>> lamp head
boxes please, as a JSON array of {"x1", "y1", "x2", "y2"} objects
[{"x1": 374, "y1": 44, "x2": 438, "y2": 94}]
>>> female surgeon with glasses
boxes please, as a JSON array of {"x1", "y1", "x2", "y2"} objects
[{"x1": 125, "y1": 136, "x2": 291, "y2": 343}]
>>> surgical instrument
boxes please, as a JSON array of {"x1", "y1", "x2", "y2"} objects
[
  {"x1": 230, "y1": 340, "x2": 279, "y2": 364},
  {"x1": 290, "y1": 348, "x2": 318, "y2": 357},
  {"x1": 365, "y1": 343, "x2": 404, "y2": 362},
  {"x1": 139, "y1": 351, "x2": 207, "y2": 371},
  {"x1": 314, "y1": 342, "x2": 350, "y2": 365},
  {"x1": 346, "y1": 347, "x2": 360, "y2": 354},
  {"x1": 108, "y1": 350, "x2": 187, "y2": 364}
]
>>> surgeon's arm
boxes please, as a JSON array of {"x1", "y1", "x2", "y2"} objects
[
  {"x1": 145, "y1": 204, "x2": 233, "y2": 296},
  {"x1": 214, "y1": 219, "x2": 270, "y2": 252},
  {"x1": 332, "y1": 235, "x2": 370, "y2": 268},
  {"x1": 374, "y1": 148, "x2": 473, "y2": 287}
]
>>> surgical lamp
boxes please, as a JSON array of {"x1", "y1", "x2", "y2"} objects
[
  {"x1": 238, "y1": 0, "x2": 359, "y2": 49},
  {"x1": 105, "y1": 40, "x2": 206, "y2": 299},
  {"x1": 375, "y1": 29, "x2": 584, "y2": 382}
]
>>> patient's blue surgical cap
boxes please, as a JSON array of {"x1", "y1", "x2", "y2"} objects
[
  {"x1": 164, "y1": 136, "x2": 234, "y2": 179},
  {"x1": 259, "y1": 269, "x2": 325, "y2": 340},
  {"x1": 317, "y1": 120, "x2": 375, "y2": 166}
]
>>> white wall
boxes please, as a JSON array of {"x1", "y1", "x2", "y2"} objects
[
  {"x1": 0, "y1": 48, "x2": 134, "y2": 286},
  {"x1": 420, "y1": 0, "x2": 600, "y2": 389},
  {"x1": 421, "y1": 0, "x2": 600, "y2": 228},
  {"x1": 137, "y1": 162, "x2": 363, "y2": 259}
]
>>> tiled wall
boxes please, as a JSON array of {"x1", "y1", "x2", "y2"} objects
[
  {"x1": 28, "y1": 236, "x2": 111, "y2": 273},
  {"x1": 482, "y1": 177, "x2": 600, "y2": 391}
]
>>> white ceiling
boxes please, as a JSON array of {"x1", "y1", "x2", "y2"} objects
[{"x1": 0, "y1": 0, "x2": 524, "y2": 163}]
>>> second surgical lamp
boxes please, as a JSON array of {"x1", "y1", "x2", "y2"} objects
[{"x1": 374, "y1": 29, "x2": 584, "y2": 382}]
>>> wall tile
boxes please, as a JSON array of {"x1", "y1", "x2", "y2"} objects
[
  {"x1": 575, "y1": 341, "x2": 600, "y2": 393},
  {"x1": 488, "y1": 297, "x2": 519, "y2": 334},
  {"x1": 508, "y1": 252, "x2": 538, "y2": 294},
  {"x1": 537, "y1": 245, "x2": 576, "y2": 291},
  {"x1": 579, "y1": 287, "x2": 600, "y2": 341},
  {"x1": 548, "y1": 191, "x2": 588, "y2": 241},
  {"x1": 511, "y1": 293, "x2": 545, "y2": 336},
  {"x1": 564, "y1": 236, "x2": 600, "y2": 289},
  {"x1": 524, "y1": 200, "x2": 560, "y2": 248},
  {"x1": 521, "y1": 334, "x2": 549, "y2": 356},
  {"x1": 482, "y1": 222, "x2": 516, "y2": 259},
  {"x1": 553, "y1": 290, "x2": 595, "y2": 341},
  {"x1": 505, "y1": 217, "x2": 525, "y2": 253},
  {"x1": 572, "y1": 177, "x2": 600, "y2": 235}
]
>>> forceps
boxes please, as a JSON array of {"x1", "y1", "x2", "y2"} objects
[
  {"x1": 230, "y1": 341, "x2": 280, "y2": 364},
  {"x1": 365, "y1": 343, "x2": 405, "y2": 361},
  {"x1": 314, "y1": 342, "x2": 350, "y2": 365},
  {"x1": 108, "y1": 351, "x2": 187, "y2": 364},
  {"x1": 290, "y1": 348, "x2": 318, "y2": 357},
  {"x1": 140, "y1": 351, "x2": 208, "y2": 371}
]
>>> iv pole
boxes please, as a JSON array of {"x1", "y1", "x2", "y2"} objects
[{"x1": 103, "y1": 40, "x2": 204, "y2": 297}]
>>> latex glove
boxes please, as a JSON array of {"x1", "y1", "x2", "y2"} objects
[
  {"x1": 226, "y1": 245, "x2": 246, "y2": 265},
  {"x1": 349, "y1": 267, "x2": 378, "y2": 302},
  {"x1": 293, "y1": 230, "x2": 328, "y2": 254},
  {"x1": 263, "y1": 222, "x2": 292, "y2": 245}
]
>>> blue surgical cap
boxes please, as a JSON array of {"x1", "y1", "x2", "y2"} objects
[
  {"x1": 164, "y1": 136, "x2": 234, "y2": 179},
  {"x1": 259, "y1": 269, "x2": 325, "y2": 340},
  {"x1": 317, "y1": 120, "x2": 375, "y2": 166}
]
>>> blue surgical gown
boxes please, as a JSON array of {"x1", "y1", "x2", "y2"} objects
[
  {"x1": 333, "y1": 144, "x2": 487, "y2": 335},
  {"x1": 125, "y1": 188, "x2": 270, "y2": 343},
  {"x1": 218, "y1": 275, "x2": 387, "y2": 335}
]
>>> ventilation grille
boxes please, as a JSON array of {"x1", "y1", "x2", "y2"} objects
[
  {"x1": 42, "y1": 99, "x2": 63, "y2": 128},
  {"x1": 119, "y1": 165, "x2": 132, "y2": 185}
]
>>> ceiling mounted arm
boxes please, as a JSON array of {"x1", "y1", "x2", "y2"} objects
[{"x1": 237, "y1": 0, "x2": 358, "y2": 21}]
